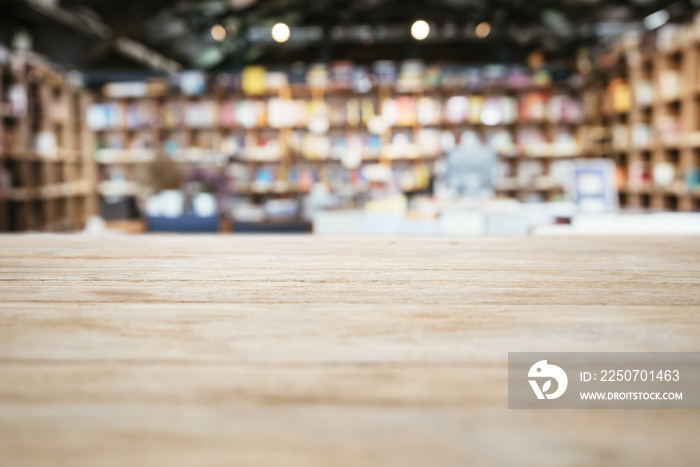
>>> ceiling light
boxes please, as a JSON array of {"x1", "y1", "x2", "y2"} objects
[
  {"x1": 271, "y1": 22, "x2": 291, "y2": 43},
  {"x1": 211, "y1": 24, "x2": 226, "y2": 42},
  {"x1": 644, "y1": 10, "x2": 669, "y2": 30},
  {"x1": 411, "y1": 20, "x2": 430, "y2": 40},
  {"x1": 475, "y1": 22, "x2": 491, "y2": 38}
]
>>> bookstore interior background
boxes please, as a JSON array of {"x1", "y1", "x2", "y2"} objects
[{"x1": 2, "y1": 0, "x2": 700, "y2": 236}]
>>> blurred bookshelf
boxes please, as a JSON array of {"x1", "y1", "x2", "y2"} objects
[
  {"x1": 5, "y1": 12, "x2": 700, "y2": 232},
  {"x1": 582, "y1": 15, "x2": 700, "y2": 212},
  {"x1": 0, "y1": 45, "x2": 96, "y2": 232},
  {"x1": 86, "y1": 62, "x2": 585, "y2": 222}
]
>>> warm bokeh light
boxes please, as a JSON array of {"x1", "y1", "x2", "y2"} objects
[
  {"x1": 271, "y1": 22, "x2": 291, "y2": 43},
  {"x1": 475, "y1": 22, "x2": 491, "y2": 39},
  {"x1": 210, "y1": 24, "x2": 226, "y2": 42},
  {"x1": 411, "y1": 20, "x2": 430, "y2": 40}
]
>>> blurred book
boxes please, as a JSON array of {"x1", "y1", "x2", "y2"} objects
[
  {"x1": 608, "y1": 78, "x2": 630, "y2": 113},
  {"x1": 520, "y1": 92, "x2": 547, "y2": 121},
  {"x1": 396, "y1": 60, "x2": 425, "y2": 92},
  {"x1": 242, "y1": 66, "x2": 267, "y2": 95},
  {"x1": 658, "y1": 69, "x2": 681, "y2": 101},
  {"x1": 445, "y1": 96, "x2": 468, "y2": 124},
  {"x1": 372, "y1": 61, "x2": 397, "y2": 86},
  {"x1": 331, "y1": 61, "x2": 354, "y2": 90},
  {"x1": 653, "y1": 162, "x2": 675, "y2": 187},
  {"x1": 634, "y1": 80, "x2": 654, "y2": 107},
  {"x1": 87, "y1": 103, "x2": 123, "y2": 130},
  {"x1": 306, "y1": 64, "x2": 330, "y2": 90}
]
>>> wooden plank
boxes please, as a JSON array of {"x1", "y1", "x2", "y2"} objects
[{"x1": 0, "y1": 235, "x2": 699, "y2": 466}]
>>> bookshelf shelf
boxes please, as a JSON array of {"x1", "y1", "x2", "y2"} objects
[{"x1": 0, "y1": 46, "x2": 96, "y2": 231}]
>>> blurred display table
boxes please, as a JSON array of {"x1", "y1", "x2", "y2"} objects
[{"x1": 0, "y1": 235, "x2": 699, "y2": 466}]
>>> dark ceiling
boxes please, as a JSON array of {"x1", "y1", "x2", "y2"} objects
[{"x1": 0, "y1": 0, "x2": 696, "y2": 74}]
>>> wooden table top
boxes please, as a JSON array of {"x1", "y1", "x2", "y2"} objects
[{"x1": 1, "y1": 234, "x2": 699, "y2": 466}]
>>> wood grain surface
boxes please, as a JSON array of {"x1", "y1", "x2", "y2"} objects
[{"x1": 0, "y1": 234, "x2": 699, "y2": 466}]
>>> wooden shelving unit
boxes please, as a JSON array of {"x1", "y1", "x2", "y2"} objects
[
  {"x1": 0, "y1": 46, "x2": 96, "y2": 231},
  {"x1": 583, "y1": 16, "x2": 700, "y2": 212}
]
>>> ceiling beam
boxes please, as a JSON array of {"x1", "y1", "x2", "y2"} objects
[
  {"x1": 23, "y1": 0, "x2": 181, "y2": 72},
  {"x1": 75, "y1": 0, "x2": 179, "y2": 68}
]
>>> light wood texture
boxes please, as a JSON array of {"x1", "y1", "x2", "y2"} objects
[{"x1": 0, "y1": 234, "x2": 699, "y2": 466}]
